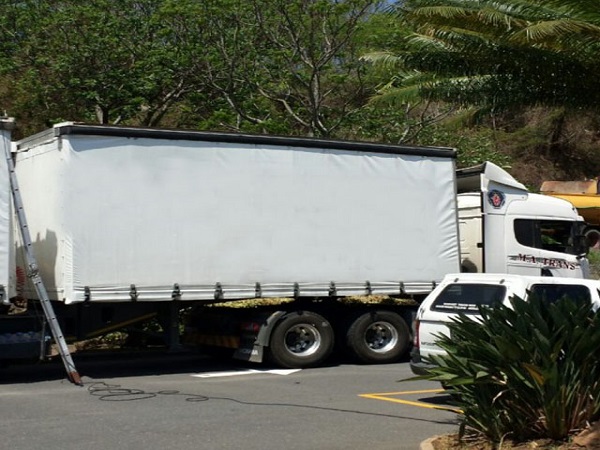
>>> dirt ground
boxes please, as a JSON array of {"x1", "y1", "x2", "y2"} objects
[{"x1": 430, "y1": 422, "x2": 600, "y2": 449}]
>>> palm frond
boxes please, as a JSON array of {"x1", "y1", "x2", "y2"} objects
[
  {"x1": 360, "y1": 51, "x2": 405, "y2": 69},
  {"x1": 375, "y1": 0, "x2": 600, "y2": 112},
  {"x1": 369, "y1": 84, "x2": 423, "y2": 107},
  {"x1": 516, "y1": 19, "x2": 600, "y2": 42},
  {"x1": 406, "y1": 5, "x2": 471, "y2": 20},
  {"x1": 537, "y1": 0, "x2": 600, "y2": 23},
  {"x1": 406, "y1": 33, "x2": 454, "y2": 51}
]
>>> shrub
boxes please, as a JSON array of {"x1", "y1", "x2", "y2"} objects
[
  {"x1": 425, "y1": 295, "x2": 600, "y2": 444},
  {"x1": 587, "y1": 249, "x2": 600, "y2": 278}
]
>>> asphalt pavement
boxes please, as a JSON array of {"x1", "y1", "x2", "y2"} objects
[{"x1": 0, "y1": 352, "x2": 458, "y2": 449}]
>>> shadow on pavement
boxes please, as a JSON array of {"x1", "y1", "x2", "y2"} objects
[{"x1": 0, "y1": 350, "x2": 251, "y2": 384}]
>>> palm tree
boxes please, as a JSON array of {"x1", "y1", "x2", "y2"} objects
[{"x1": 366, "y1": 0, "x2": 600, "y2": 114}]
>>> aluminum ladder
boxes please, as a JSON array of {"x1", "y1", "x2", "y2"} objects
[{"x1": 1, "y1": 118, "x2": 81, "y2": 385}]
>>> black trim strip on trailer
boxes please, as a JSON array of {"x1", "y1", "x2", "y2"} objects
[{"x1": 42, "y1": 123, "x2": 458, "y2": 159}]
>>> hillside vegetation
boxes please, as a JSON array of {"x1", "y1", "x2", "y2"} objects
[{"x1": 1, "y1": 1, "x2": 599, "y2": 188}]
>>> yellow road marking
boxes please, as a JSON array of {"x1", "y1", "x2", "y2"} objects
[{"x1": 359, "y1": 389, "x2": 462, "y2": 413}]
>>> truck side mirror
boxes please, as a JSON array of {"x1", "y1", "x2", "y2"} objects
[{"x1": 584, "y1": 228, "x2": 600, "y2": 250}]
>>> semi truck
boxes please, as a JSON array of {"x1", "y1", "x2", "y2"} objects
[
  {"x1": 540, "y1": 179, "x2": 600, "y2": 248},
  {"x1": 0, "y1": 119, "x2": 589, "y2": 382}
]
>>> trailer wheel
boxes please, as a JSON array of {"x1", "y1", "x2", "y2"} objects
[
  {"x1": 268, "y1": 311, "x2": 334, "y2": 368},
  {"x1": 346, "y1": 311, "x2": 410, "y2": 364}
]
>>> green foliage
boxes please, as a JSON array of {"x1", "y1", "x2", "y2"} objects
[
  {"x1": 425, "y1": 295, "x2": 600, "y2": 443},
  {"x1": 0, "y1": 0, "x2": 384, "y2": 137},
  {"x1": 0, "y1": 0, "x2": 191, "y2": 129},
  {"x1": 587, "y1": 249, "x2": 600, "y2": 279},
  {"x1": 370, "y1": 0, "x2": 600, "y2": 114},
  {"x1": 413, "y1": 125, "x2": 513, "y2": 169},
  {"x1": 359, "y1": 1, "x2": 600, "y2": 181},
  {"x1": 1, "y1": 0, "x2": 599, "y2": 184}
]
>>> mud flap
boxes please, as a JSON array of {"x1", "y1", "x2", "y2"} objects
[
  {"x1": 232, "y1": 310, "x2": 288, "y2": 363},
  {"x1": 233, "y1": 339, "x2": 264, "y2": 363}
]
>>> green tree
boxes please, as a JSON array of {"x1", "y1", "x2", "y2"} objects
[
  {"x1": 0, "y1": 0, "x2": 210, "y2": 130},
  {"x1": 357, "y1": 0, "x2": 600, "y2": 174},
  {"x1": 194, "y1": 0, "x2": 384, "y2": 137},
  {"x1": 1, "y1": 0, "x2": 387, "y2": 137}
]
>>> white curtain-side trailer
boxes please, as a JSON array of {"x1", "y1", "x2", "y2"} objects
[{"x1": 14, "y1": 123, "x2": 460, "y2": 303}]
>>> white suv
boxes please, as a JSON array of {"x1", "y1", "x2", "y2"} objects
[{"x1": 410, "y1": 273, "x2": 600, "y2": 376}]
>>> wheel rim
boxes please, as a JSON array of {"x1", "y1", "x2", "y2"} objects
[
  {"x1": 284, "y1": 324, "x2": 321, "y2": 357},
  {"x1": 364, "y1": 321, "x2": 399, "y2": 353}
]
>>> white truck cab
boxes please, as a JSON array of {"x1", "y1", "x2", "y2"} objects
[
  {"x1": 457, "y1": 162, "x2": 589, "y2": 278},
  {"x1": 410, "y1": 273, "x2": 600, "y2": 376}
]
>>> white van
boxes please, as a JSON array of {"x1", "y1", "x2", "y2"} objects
[{"x1": 409, "y1": 273, "x2": 600, "y2": 375}]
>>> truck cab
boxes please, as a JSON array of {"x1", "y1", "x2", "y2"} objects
[{"x1": 457, "y1": 162, "x2": 589, "y2": 278}]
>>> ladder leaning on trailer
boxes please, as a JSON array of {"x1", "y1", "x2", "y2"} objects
[{"x1": 1, "y1": 117, "x2": 81, "y2": 385}]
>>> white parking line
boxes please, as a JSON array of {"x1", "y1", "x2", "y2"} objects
[{"x1": 191, "y1": 368, "x2": 302, "y2": 378}]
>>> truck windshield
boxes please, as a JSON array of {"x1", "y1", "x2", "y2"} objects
[
  {"x1": 514, "y1": 219, "x2": 586, "y2": 255},
  {"x1": 431, "y1": 284, "x2": 507, "y2": 313}
]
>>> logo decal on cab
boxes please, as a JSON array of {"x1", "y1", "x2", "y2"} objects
[{"x1": 487, "y1": 189, "x2": 505, "y2": 209}]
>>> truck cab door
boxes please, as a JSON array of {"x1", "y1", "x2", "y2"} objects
[
  {"x1": 511, "y1": 217, "x2": 587, "y2": 277},
  {"x1": 511, "y1": 218, "x2": 551, "y2": 275}
]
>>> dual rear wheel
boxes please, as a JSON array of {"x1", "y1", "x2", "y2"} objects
[{"x1": 267, "y1": 310, "x2": 410, "y2": 368}]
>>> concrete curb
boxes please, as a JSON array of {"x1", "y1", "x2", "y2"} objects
[{"x1": 419, "y1": 436, "x2": 437, "y2": 450}]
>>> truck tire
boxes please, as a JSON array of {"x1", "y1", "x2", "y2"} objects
[
  {"x1": 345, "y1": 311, "x2": 410, "y2": 364},
  {"x1": 268, "y1": 311, "x2": 334, "y2": 368}
]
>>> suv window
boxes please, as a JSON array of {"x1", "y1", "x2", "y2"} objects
[
  {"x1": 431, "y1": 284, "x2": 507, "y2": 313},
  {"x1": 528, "y1": 284, "x2": 591, "y2": 304}
]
